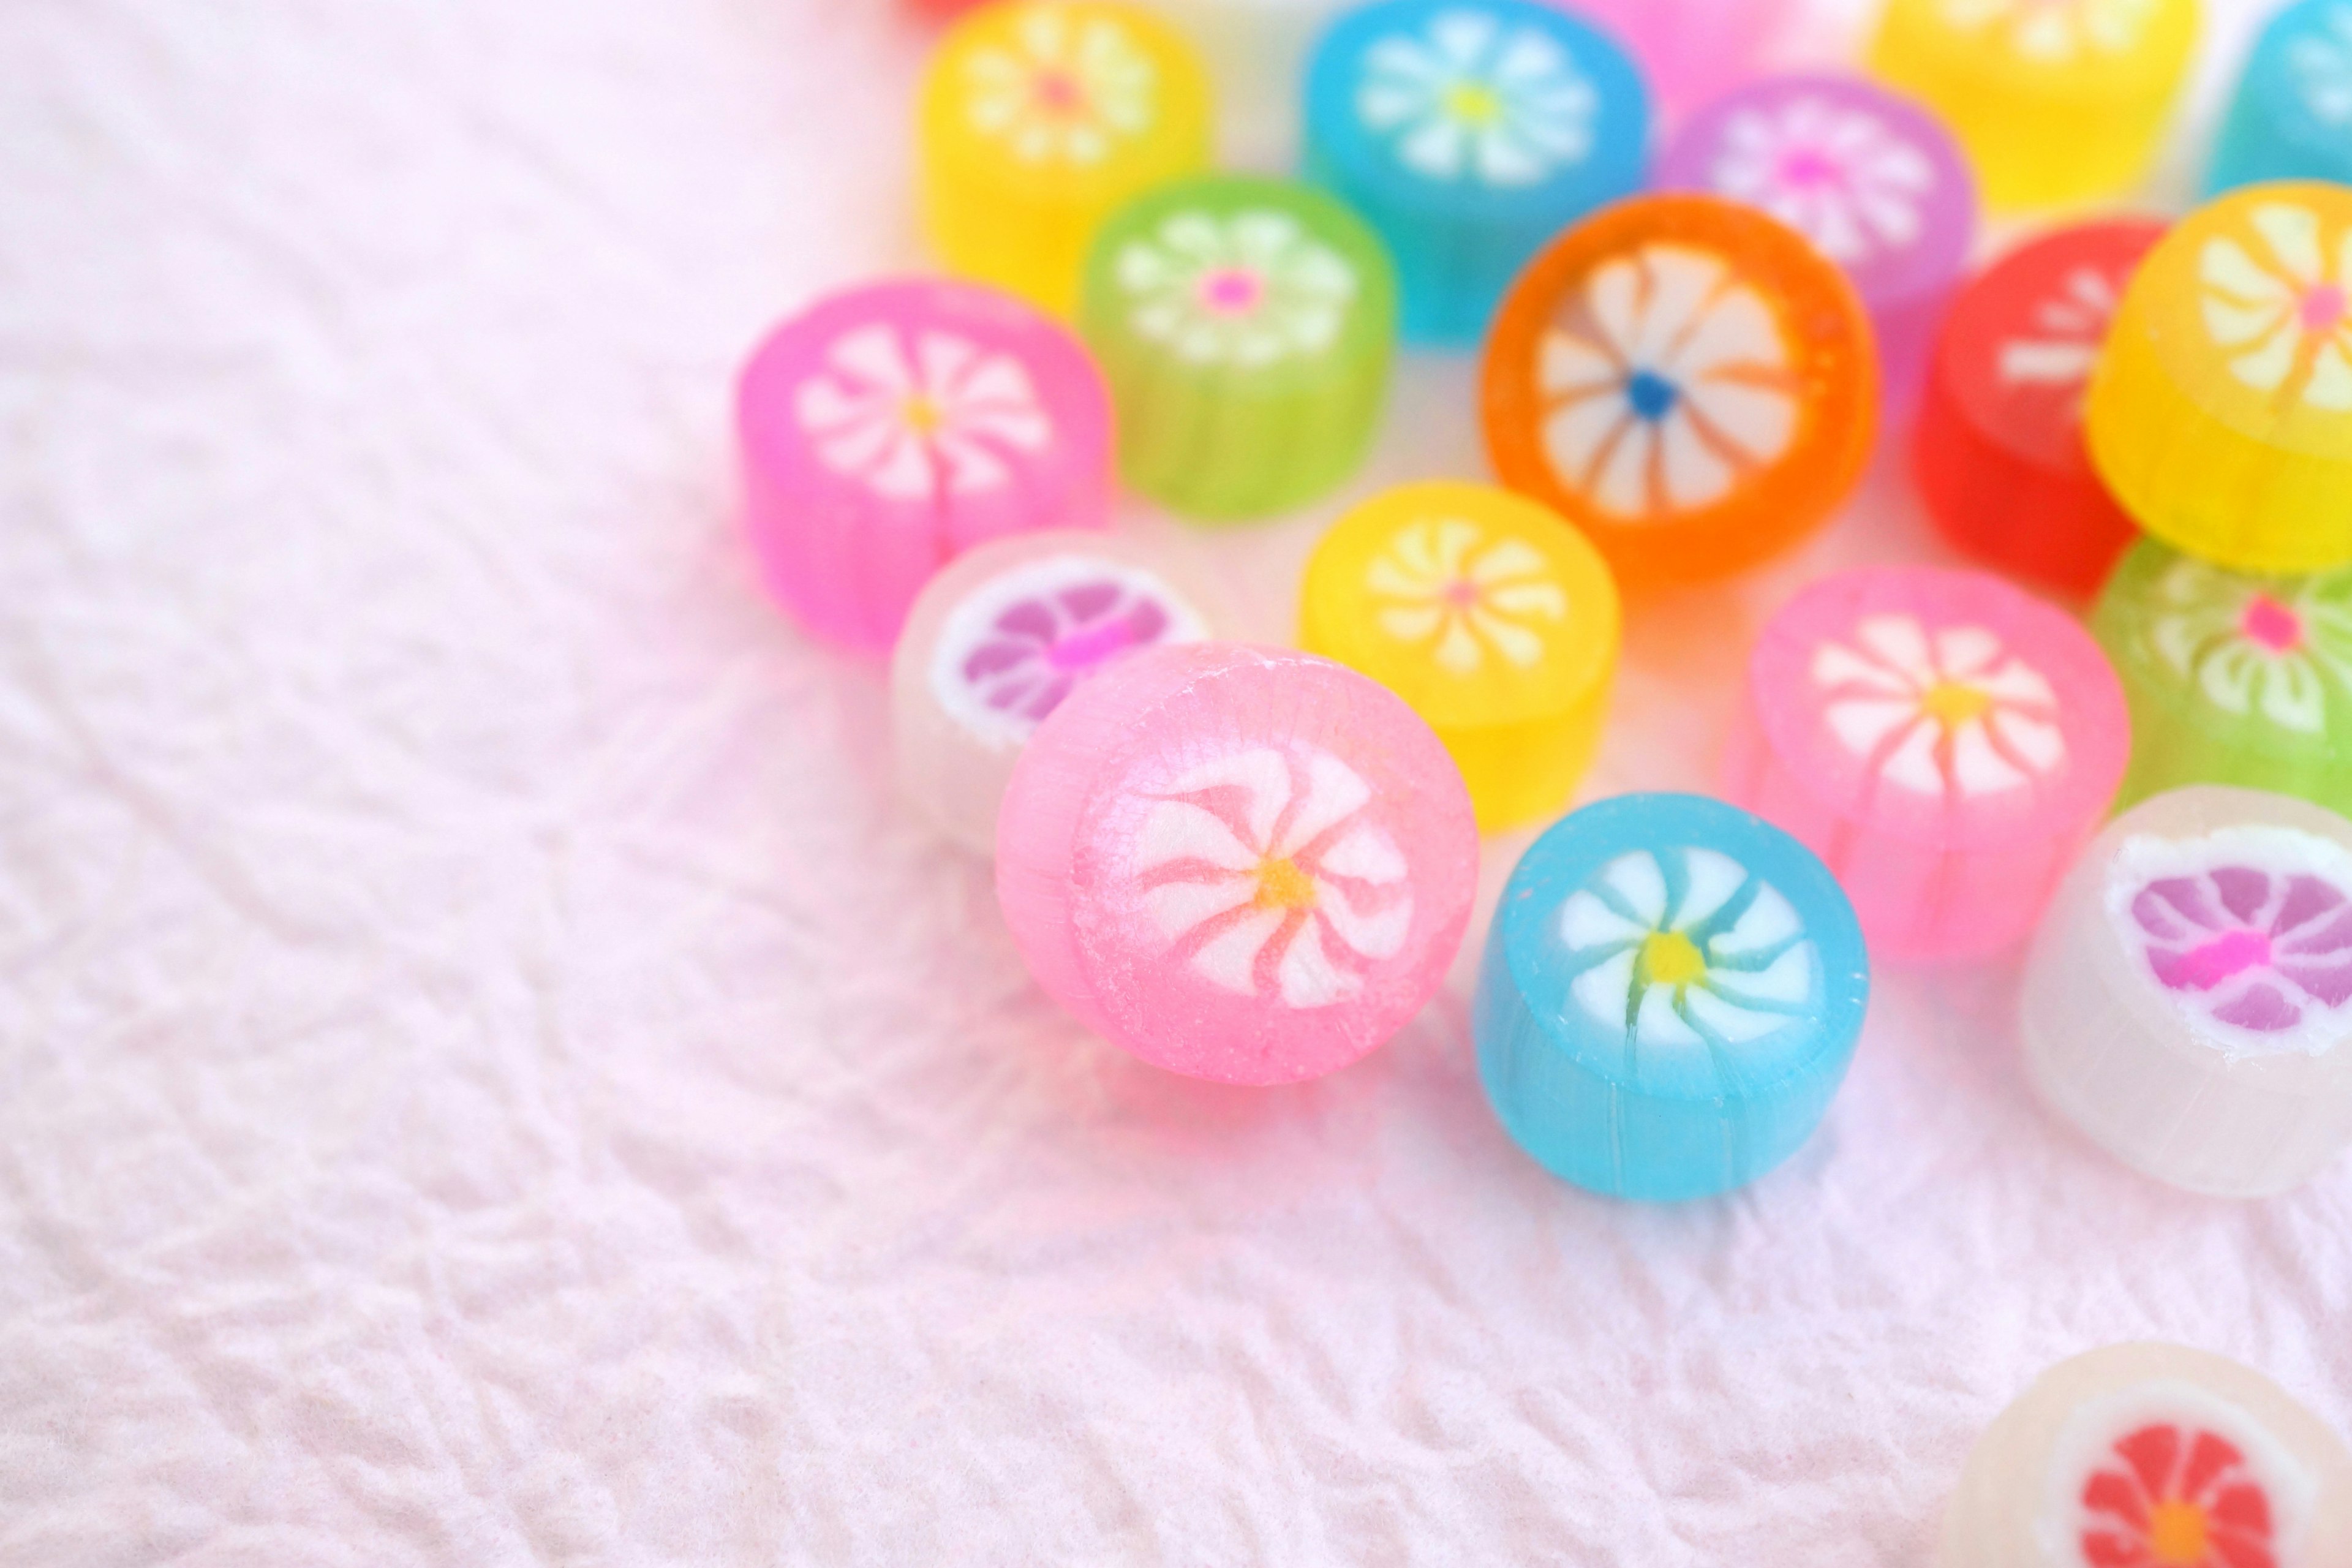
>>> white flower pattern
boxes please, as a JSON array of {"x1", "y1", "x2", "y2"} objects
[
  {"x1": 1355, "y1": 8, "x2": 1599, "y2": 187},
  {"x1": 1935, "y1": 0, "x2": 2162, "y2": 61},
  {"x1": 1999, "y1": 263, "x2": 2124, "y2": 412},
  {"x1": 2145, "y1": 556, "x2": 2352, "y2": 735},
  {"x1": 1116, "y1": 209, "x2": 1359, "y2": 367},
  {"x1": 1538, "y1": 243, "x2": 1798, "y2": 519},
  {"x1": 962, "y1": 6, "x2": 1156, "y2": 165},
  {"x1": 1811, "y1": 614, "x2": 2068, "y2": 799},
  {"x1": 794, "y1": 325, "x2": 1051, "y2": 501},
  {"x1": 2288, "y1": 6, "x2": 2352, "y2": 127},
  {"x1": 1364, "y1": 518, "x2": 1567, "y2": 675},
  {"x1": 1133, "y1": 747, "x2": 1413, "y2": 1008},
  {"x1": 1710, "y1": 97, "x2": 1936, "y2": 266},
  {"x1": 1555, "y1": 848, "x2": 1816, "y2": 1054},
  {"x1": 2199, "y1": 202, "x2": 2352, "y2": 410}
]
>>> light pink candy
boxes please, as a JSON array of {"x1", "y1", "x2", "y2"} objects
[
  {"x1": 736, "y1": 277, "x2": 1112, "y2": 655},
  {"x1": 996, "y1": 641, "x2": 1479, "y2": 1085},
  {"x1": 1547, "y1": 0, "x2": 1782, "y2": 116},
  {"x1": 1723, "y1": 565, "x2": 2130, "y2": 963}
]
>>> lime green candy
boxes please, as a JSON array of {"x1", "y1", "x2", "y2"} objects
[
  {"x1": 1079, "y1": 175, "x2": 1398, "y2": 522},
  {"x1": 2092, "y1": 537, "x2": 2352, "y2": 813}
]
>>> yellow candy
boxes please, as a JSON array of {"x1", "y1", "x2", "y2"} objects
[
  {"x1": 919, "y1": 1, "x2": 1212, "y2": 316},
  {"x1": 2086, "y1": 183, "x2": 2352, "y2": 575},
  {"x1": 1300, "y1": 482, "x2": 1620, "y2": 832},
  {"x1": 1869, "y1": 0, "x2": 2197, "y2": 211}
]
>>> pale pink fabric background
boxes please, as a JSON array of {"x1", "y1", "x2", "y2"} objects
[{"x1": 0, "y1": 1, "x2": 2339, "y2": 1564}]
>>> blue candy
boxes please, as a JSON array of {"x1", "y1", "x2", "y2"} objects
[
  {"x1": 1303, "y1": 0, "x2": 1651, "y2": 347},
  {"x1": 2208, "y1": 0, "x2": 2352, "y2": 195},
  {"x1": 1474, "y1": 793, "x2": 1870, "y2": 1202}
]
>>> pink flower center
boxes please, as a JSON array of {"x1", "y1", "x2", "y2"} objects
[
  {"x1": 1044, "y1": 617, "x2": 1139, "y2": 672},
  {"x1": 2241, "y1": 592, "x2": 2303, "y2": 654},
  {"x1": 2301, "y1": 283, "x2": 2346, "y2": 333},
  {"x1": 1442, "y1": 578, "x2": 1482, "y2": 608},
  {"x1": 1777, "y1": 146, "x2": 1842, "y2": 189},
  {"x1": 2169, "y1": 928, "x2": 2273, "y2": 990},
  {"x1": 1197, "y1": 268, "x2": 1263, "y2": 315},
  {"x1": 1032, "y1": 69, "x2": 1083, "y2": 114}
]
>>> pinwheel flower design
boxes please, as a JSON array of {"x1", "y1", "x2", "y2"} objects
[
  {"x1": 795, "y1": 325, "x2": 1051, "y2": 501},
  {"x1": 1709, "y1": 96, "x2": 1937, "y2": 265},
  {"x1": 2143, "y1": 556, "x2": 2352, "y2": 735},
  {"x1": 1810, "y1": 614, "x2": 2067, "y2": 799},
  {"x1": 2287, "y1": 6, "x2": 2352, "y2": 127},
  {"x1": 1355, "y1": 7, "x2": 1599, "y2": 187},
  {"x1": 2120, "y1": 836, "x2": 2352, "y2": 1044},
  {"x1": 1115, "y1": 209, "x2": 1359, "y2": 367},
  {"x1": 1999, "y1": 263, "x2": 2125, "y2": 413},
  {"x1": 935, "y1": 564, "x2": 1204, "y2": 744},
  {"x1": 1133, "y1": 747, "x2": 1414, "y2": 1008},
  {"x1": 1936, "y1": 0, "x2": 2160, "y2": 62},
  {"x1": 962, "y1": 6, "x2": 1156, "y2": 165},
  {"x1": 1364, "y1": 517, "x2": 1567, "y2": 675},
  {"x1": 2076, "y1": 1417, "x2": 2285, "y2": 1568},
  {"x1": 2198, "y1": 200, "x2": 2352, "y2": 410}
]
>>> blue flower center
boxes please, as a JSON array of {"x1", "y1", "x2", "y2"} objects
[{"x1": 1624, "y1": 369, "x2": 1678, "y2": 422}]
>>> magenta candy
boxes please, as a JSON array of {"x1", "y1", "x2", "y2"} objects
[
  {"x1": 1723, "y1": 565, "x2": 2130, "y2": 962},
  {"x1": 736, "y1": 277, "x2": 1114, "y2": 655},
  {"x1": 995, "y1": 641, "x2": 1479, "y2": 1084},
  {"x1": 1548, "y1": 0, "x2": 1781, "y2": 115}
]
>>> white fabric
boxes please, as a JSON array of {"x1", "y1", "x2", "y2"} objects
[{"x1": 0, "y1": 0, "x2": 2338, "y2": 1563}]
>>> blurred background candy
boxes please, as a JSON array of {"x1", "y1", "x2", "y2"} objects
[
  {"x1": 1556, "y1": 0, "x2": 1785, "y2": 118},
  {"x1": 2209, "y1": 0, "x2": 2352, "y2": 195}
]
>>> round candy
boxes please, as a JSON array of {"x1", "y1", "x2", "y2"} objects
[
  {"x1": 1300, "y1": 481, "x2": 1618, "y2": 832},
  {"x1": 995, "y1": 641, "x2": 1479, "y2": 1083},
  {"x1": 1915, "y1": 218, "x2": 2165, "y2": 598},
  {"x1": 737, "y1": 277, "x2": 1114, "y2": 655},
  {"x1": 2021, "y1": 786, "x2": 2352, "y2": 1197},
  {"x1": 1553, "y1": 0, "x2": 1781, "y2": 115},
  {"x1": 1722, "y1": 565, "x2": 2131, "y2": 963},
  {"x1": 2093, "y1": 538, "x2": 2352, "y2": 816},
  {"x1": 1654, "y1": 73, "x2": 1975, "y2": 413},
  {"x1": 1867, "y1": 0, "x2": 2198, "y2": 211},
  {"x1": 918, "y1": 0, "x2": 1212, "y2": 316},
  {"x1": 2086, "y1": 183, "x2": 2352, "y2": 576},
  {"x1": 1482, "y1": 194, "x2": 1877, "y2": 588},
  {"x1": 2209, "y1": 0, "x2": 2352, "y2": 197},
  {"x1": 1080, "y1": 175, "x2": 1398, "y2": 521},
  {"x1": 1474, "y1": 792, "x2": 1870, "y2": 1201},
  {"x1": 1937, "y1": 1343, "x2": 2352, "y2": 1568},
  {"x1": 892, "y1": 530, "x2": 1224, "y2": 852},
  {"x1": 1303, "y1": 0, "x2": 1649, "y2": 347}
]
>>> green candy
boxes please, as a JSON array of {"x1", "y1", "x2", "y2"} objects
[
  {"x1": 1079, "y1": 174, "x2": 1398, "y2": 522},
  {"x1": 2092, "y1": 537, "x2": 2352, "y2": 813}
]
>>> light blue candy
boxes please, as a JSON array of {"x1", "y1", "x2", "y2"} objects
[
  {"x1": 2208, "y1": 0, "x2": 2352, "y2": 195},
  {"x1": 1303, "y1": 0, "x2": 1651, "y2": 347},
  {"x1": 1475, "y1": 793, "x2": 1869, "y2": 1202}
]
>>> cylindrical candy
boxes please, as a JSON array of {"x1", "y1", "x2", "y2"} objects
[
  {"x1": 892, "y1": 530, "x2": 1224, "y2": 851},
  {"x1": 1937, "y1": 1343, "x2": 2352, "y2": 1568},
  {"x1": 1915, "y1": 218, "x2": 2165, "y2": 598},
  {"x1": 1475, "y1": 792, "x2": 1870, "y2": 1201},
  {"x1": 1482, "y1": 194, "x2": 1877, "y2": 587},
  {"x1": 1080, "y1": 174, "x2": 1398, "y2": 521},
  {"x1": 1867, "y1": 0, "x2": 2198, "y2": 211},
  {"x1": 995, "y1": 641, "x2": 1479, "y2": 1083},
  {"x1": 2209, "y1": 0, "x2": 2352, "y2": 197},
  {"x1": 1722, "y1": 565, "x2": 2131, "y2": 962},
  {"x1": 1547, "y1": 0, "x2": 1780, "y2": 116},
  {"x1": 1303, "y1": 0, "x2": 1650, "y2": 347},
  {"x1": 1299, "y1": 481, "x2": 1619, "y2": 832},
  {"x1": 1654, "y1": 72, "x2": 1976, "y2": 412},
  {"x1": 919, "y1": 0, "x2": 1212, "y2": 315},
  {"x1": 737, "y1": 277, "x2": 1114, "y2": 655},
  {"x1": 2021, "y1": 785, "x2": 2352, "y2": 1197},
  {"x1": 2092, "y1": 538, "x2": 2352, "y2": 815},
  {"x1": 2086, "y1": 182, "x2": 2352, "y2": 576}
]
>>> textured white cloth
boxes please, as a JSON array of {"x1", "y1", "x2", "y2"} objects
[{"x1": 0, "y1": 1, "x2": 2339, "y2": 1564}]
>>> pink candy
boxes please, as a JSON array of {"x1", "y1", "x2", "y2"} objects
[
  {"x1": 736, "y1": 277, "x2": 1113, "y2": 655},
  {"x1": 1724, "y1": 565, "x2": 2130, "y2": 962},
  {"x1": 1549, "y1": 0, "x2": 1782, "y2": 116},
  {"x1": 996, "y1": 641, "x2": 1479, "y2": 1084}
]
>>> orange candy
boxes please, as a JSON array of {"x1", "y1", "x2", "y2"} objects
[{"x1": 1481, "y1": 194, "x2": 1877, "y2": 589}]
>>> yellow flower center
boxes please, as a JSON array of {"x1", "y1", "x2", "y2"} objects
[
  {"x1": 1445, "y1": 81, "x2": 1504, "y2": 126},
  {"x1": 1253, "y1": 857, "x2": 1317, "y2": 911},
  {"x1": 2146, "y1": 1500, "x2": 2209, "y2": 1567},
  {"x1": 902, "y1": 394, "x2": 944, "y2": 435},
  {"x1": 1640, "y1": 929, "x2": 1707, "y2": 989},
  {"x1": 1919, "y1": 681, "x2": 1991, "y2": 727}
]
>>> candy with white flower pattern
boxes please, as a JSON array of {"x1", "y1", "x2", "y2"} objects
[
  {"x1": 1475, "y1": 792, "x2": 1869, "y2": 1200},
  {"x1": 1868, "y1": 0, "x2": 2198, "y2": 211},
  {"x1": 1936, "y1": 1343, "x2": 2352, "y2": 1568},
  {"x1": 2087, "y1": 183, "x2": 2352, "y2": 576},
  {"x1": 1081, "y1": 175, "x2": 1398, "y2": 520},
  {"x1": 1723, "y1": 565, "x2": 2130, "y2": 962},
  {"x1": 1299, "y1": 481, "x2": 1619, "y2": 831},
  {"x1": 2209, "y1": 0, "x2": 2352, "y2": 196},
  {"x1": 2094, "y1": 539, "x2": 2352, "y2": 817},
  {"x1": 737, "y1": 278, "x2": 1113, "y2": 655},
  {"x1": 1655, "y1": 73, "x2": 1975, "y2": 412},
  {"x1": 1303, "y1": 0, "x2": 1649, "y2": 346},
  {"x1": 1915, "y1": 218, "x2": 2165, "y2": 597},
  {"x1": 919, "y1": 0, "x2": 1211, "y2": 315},
  {"x1": 995, "y1": 641, "x2": 1479, "y2": 1082},
  {"x1": 1482, "y1": 194, "x2": 1875, "y2": 587},
  {"x1": 893, "y1": 530, "x2": 1225, "y2": 851},
  {"x1": 2022, "y1": 786, "x2": 2352, "y2": 1196}
]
